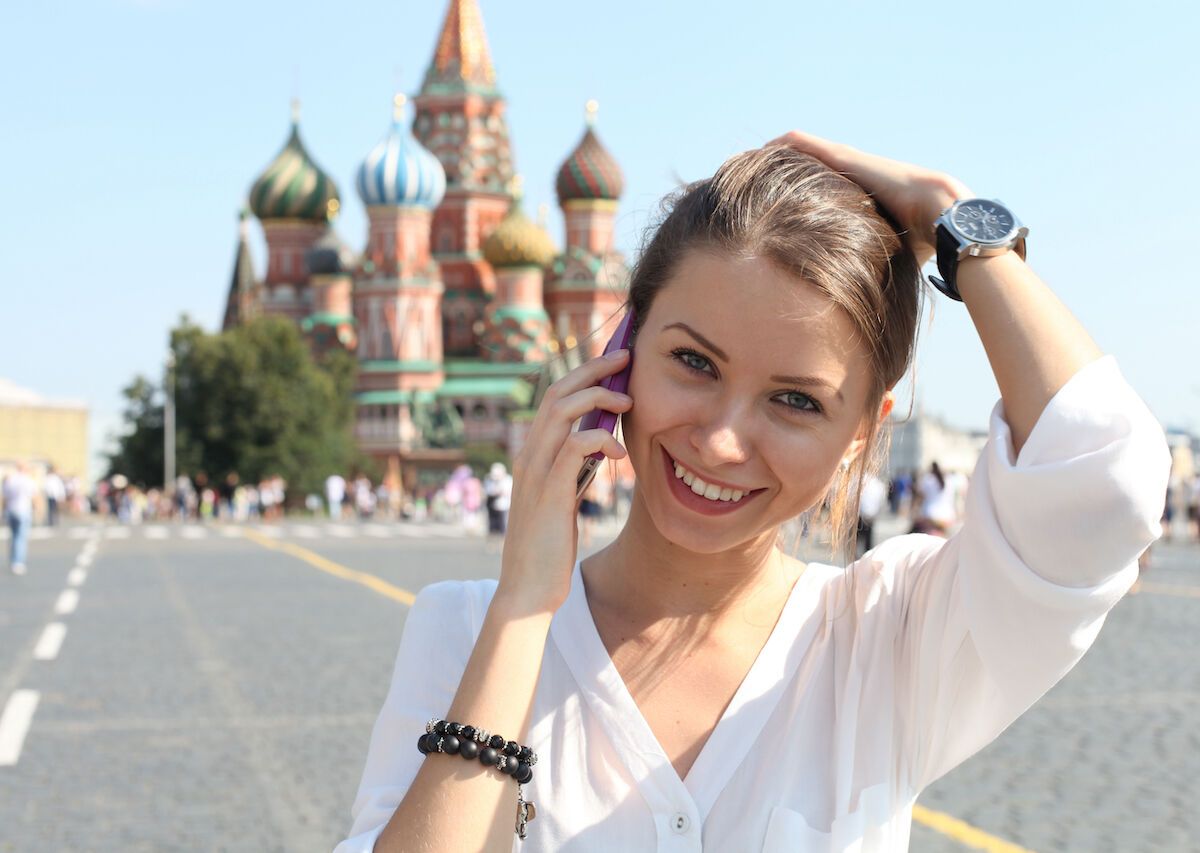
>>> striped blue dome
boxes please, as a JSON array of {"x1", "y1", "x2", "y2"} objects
[{"x1": 356, "y1": 95, "x2": 446, "y2": 210}]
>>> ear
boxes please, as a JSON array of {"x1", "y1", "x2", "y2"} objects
[{"x1": 841, "y1": 391, "x2": 896, "y2": 468}]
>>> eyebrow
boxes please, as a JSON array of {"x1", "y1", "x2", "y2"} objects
[{"x1": 661, "y1": 321, "x2": 845, "y2": 404}]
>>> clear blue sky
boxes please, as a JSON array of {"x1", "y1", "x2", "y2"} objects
[{"x1": 3, "y1": 0, "x2": 1196, "y2": 479}]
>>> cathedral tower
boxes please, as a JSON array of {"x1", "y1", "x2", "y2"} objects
[
  {"x1": 545, "y1": 101, "x2": 629, "y2": 358},
  {"x1": 353, "y1": 94, "x2": 451, "y2": 488},
  {"x1": 412, "y1": 0, "x2": 515, "y2": 357},
  {"x1": 247, "y1": 102, "x2": 341, "y2": 323}
]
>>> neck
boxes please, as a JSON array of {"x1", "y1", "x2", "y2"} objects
[{"x1": 582, "y1": 485, "x2": 796, "y2": 631}]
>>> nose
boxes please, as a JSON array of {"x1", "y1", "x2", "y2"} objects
[{"x1": 688, "y1": 405, "x2": 754, "y2": 470}]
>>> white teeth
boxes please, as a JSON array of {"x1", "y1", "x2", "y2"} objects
[{"x1": 670, "y1": 455, "x2": 750, "y2": 504}]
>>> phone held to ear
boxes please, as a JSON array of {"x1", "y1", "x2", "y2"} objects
[{"x1": 575, "y1": 308, "x2": 635, "y2": 500}]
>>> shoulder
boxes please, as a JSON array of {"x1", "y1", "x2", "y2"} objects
[
  {"x1": 810, "y1": 534, "x2": 949, "y2": 617},
  {"x1": 410, "y1": 577, "x2": 501, "y2": 641}
]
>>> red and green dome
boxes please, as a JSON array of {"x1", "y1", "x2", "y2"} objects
[{"x1": 555, "y1": 101, "x2": 624, "y2": 204}]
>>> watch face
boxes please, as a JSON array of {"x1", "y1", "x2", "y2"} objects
[{"x1": 950, "y1": 200, "x2": 1016, "y2": 243}]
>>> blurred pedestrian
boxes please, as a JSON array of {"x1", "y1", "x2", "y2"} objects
[
  {"x1": 43, "y1": 466, "x2": 65, "y2": 526},
  {"x1": 578, "y1": 477, "x2": 606, "y2": 548},
  {"x1": 3, "y1": 462, "x2": 36, "y2": 575},
  {"x1": 855, "y1": 472, "x2": 888, "y2": 557},
  {"x1": 326, "y1": 472, "x2": 347, "y2": 520},
  {"x1": 354, "y1": 475, "x2": 376, "y2": 519},
  {"x1": 483, "y1": 462, "x2": 512, "y2": 551}
]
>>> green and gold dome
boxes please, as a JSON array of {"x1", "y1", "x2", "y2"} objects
[
  {"x1": 249, "y1": 102, "x2": 341, "y2": 223},
  {"x1": 482, "y1": 177, "x2": 556, "y2": 268}
]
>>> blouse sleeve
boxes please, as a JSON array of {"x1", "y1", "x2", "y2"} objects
[
  {"x1": 333, "y1": 580, "x2": 484, "y2": 853},
  {"x1": 866, "y1": 355, "x2": 1169, "y2": 792}
]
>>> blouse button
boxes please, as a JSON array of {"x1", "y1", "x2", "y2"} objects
[{"x1": 671, "y1": 812, "x2": 691, "y2": 833}]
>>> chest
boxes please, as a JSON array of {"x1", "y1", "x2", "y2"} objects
[{"x1": 606, "y1": 629, "x2": 771, "y2": 782}]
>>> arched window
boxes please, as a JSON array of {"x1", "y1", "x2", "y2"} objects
[{"x1": 472, "y1": 403, "x2": 489, "y2": 421}]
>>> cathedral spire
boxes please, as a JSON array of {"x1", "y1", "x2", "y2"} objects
[{"x1": 423, "y1": 0, "x2": 497, "y2": 95}]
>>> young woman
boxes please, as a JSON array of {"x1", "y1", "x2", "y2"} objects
[{"x1": 335, "y1": 133, "x2": 1168, "y2": 852}]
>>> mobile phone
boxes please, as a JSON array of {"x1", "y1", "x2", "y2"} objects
[{"x1": 575, "y1": 308, "x2": 635, "y2": 500}]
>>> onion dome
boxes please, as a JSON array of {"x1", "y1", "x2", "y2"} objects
[
  {"x1": 305, "y1": 227, "x2": 358, "y2": 276},
  {"x1": 357, "y1": 94, "x2": 447, "y2": 209},
  {"x1": 555, "y1": 101, "x2": 624, "y2": 203},
  {"x1": 483, "y1": 177, "x2": 556, "y2": 268},
  {"x1": 249, "y1": 101, "x2": 341, "y2": 222}
]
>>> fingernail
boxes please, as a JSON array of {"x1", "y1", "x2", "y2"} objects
[{"x1": 604, "y1": 349, "x2": 627, "y2": 360}]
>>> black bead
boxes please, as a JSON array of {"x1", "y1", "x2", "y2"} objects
[
  {"x1": 488, "y1": 734, "x2": 506, "y2": 749},
  {"x1": 479, "y1": 747, "x2": 498, "y2": 766},
  {"x1": 503, "y1": 740, "x2": 520, "y2": 757},
  {"x1": 417, "y1": 734, "x2": 430, "y2": 755},
  {"x1": 461, "y1": 725, "x2": 476, "y2": 741},
  {"x1": 515, "y1": 763, "x2": 532, "y2": 784},
  {"x1": 434, "y1": 720, "x2": 447, "y2": 735},
  {"x1": 448, "y1": 722, "x2": 463, "y2": 735},
  {"x1": 441, "y1": 734, "x2": 460, "y2": 755},
  {"x1": 506, "y1": 757, "x2": 522, "y2": 776},
  {"x1": 517, "y1": 746, "x2": 532, "y2": 762},
  {"x1": 458, "y1": 739, "x2": 480, "y2": 760}
]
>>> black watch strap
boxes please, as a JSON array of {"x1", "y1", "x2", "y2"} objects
[{"x1": 931, "y1": 223, "x2": 964, "y2": 302}]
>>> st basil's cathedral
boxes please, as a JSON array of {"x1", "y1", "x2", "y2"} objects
[{"x1": 222, "y1": 0, "x2": 631, "y2": 496}]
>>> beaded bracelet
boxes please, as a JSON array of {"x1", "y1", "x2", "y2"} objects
[{"x1": 417, "y1": 718, "x2": 538, "y2": 839}]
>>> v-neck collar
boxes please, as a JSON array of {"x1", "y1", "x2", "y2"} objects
[{"x1": 550, "y1": 558, "x2": 828, "y2": 825}]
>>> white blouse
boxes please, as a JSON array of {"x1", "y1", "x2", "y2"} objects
[{"x1": 335, "y1": 355, "x2": 1169, "y2": 853}]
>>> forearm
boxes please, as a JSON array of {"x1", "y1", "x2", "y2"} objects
[
  {"x1": 376, "y1": 593, "x2": 553, "y2": 853},
  {"x1": 957, "y1": 251, "x2": 1103, "y2": 457}
]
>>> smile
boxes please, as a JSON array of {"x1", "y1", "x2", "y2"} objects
[{"x1": 660, "y1": 447, "x2": 766, "y2": 516}]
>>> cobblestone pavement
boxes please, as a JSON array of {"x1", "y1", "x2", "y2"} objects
[{"x1": 0, "y1": 520, "x2": 1195, "y2": 851}]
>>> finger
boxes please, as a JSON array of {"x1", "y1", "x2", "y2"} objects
[
  {"x1": 765, "y1": 130, "x2": 855, "y2": 171},
  {"x1": 542, "y1": 349, "x2": 630, "y2": 405},
  {"x1": 518, "y1": 386, "x2": 633, "y2": 481},
  {"x1": 547, "y1": 429, "x2": 628, "y2": 494}
]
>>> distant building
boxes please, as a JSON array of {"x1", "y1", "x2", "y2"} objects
[
  {"x1": 885, "y1": 404, "x2": 987, "y2": 481},
  {"x1": 222, "y1": 0, "x2": 630, "y2": 497},
  {"x1": 0, "y1": 378, "x2": 89, "y2": 481}
]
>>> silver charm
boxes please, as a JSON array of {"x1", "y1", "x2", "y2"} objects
[
  {"x1": 516, "y1": 783, "x2": 537, "y2": 841},
  {"x1": 425, "y1": 718, "x2": 440, "y2": 735}
]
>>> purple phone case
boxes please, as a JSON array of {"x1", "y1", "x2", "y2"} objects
[{"x1": 580, "y1": 309, "x2": 638, "y2": 463}]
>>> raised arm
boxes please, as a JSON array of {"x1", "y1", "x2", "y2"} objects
[{"x1": 765, "y1": 131, "x2": 1102, "y2": 456}]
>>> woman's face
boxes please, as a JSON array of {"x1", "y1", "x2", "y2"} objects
[{"x1": 622, "y1": 248, "x2": 881, "y2": 553}]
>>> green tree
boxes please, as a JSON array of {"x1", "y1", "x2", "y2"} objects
[
  {"x1": 106, "y1": 375, "x2": 165, "y2": 487},
  {"x1": 108, "y1": 315, "x2": 361, "y2": 500}
]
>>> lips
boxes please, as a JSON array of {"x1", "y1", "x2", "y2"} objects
[{"x1": 660, "y1": 447, "x2": 765, "y2": 517}]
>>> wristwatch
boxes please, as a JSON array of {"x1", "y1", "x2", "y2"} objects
[{"x1": 929, "y1": 198, "x2": 1028, "y2": 301}]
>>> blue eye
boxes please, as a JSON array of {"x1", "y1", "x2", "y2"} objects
[
  {"x1": 778, "y1": 391, "x2": 821, "y2": 413},
  {"x1": 672, "y1": 348, "x2": 711, "y2": 375},
  {"x1": 668, "y1": 347, "x2": 823, "y2": 415}
]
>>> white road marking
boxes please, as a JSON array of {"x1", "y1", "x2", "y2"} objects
[
  {"x1": 30, "y1": 528, "x2": 52, "y2": 541},
  {"x1": 0, "y1": 690, "x2": 40, "y2": 766},
  {"x1": 103, "y1": 527, "x2": 131, "y2": 540},
  {"x1": 252, "y1": 525, "x2": 282, "y2": 539},
  {"x1": 54, "y1": 589, "x2": 79, "y2": 615},
  {"x1": 328, "y1": 525, "x2": 354, "y2": 538},
  {"x1": 33, "y1": 623, "x2": 67, "y2": 661},
  {"x1": 68, "y1": 528, "x2": 92, "y2": 539},
  {"x1": 219, "y1": 526, "x2": 244, "y2": 538},
  {"x1": 75, "y1": 554, "x2": 93, "y2": 569},
  {"x1": 363, "y1": 524, "x2": 391, "y2": 538},
  {"x1": 180, "y1": 526, "x2": 207, "y2": 539},
  {"x1": 144, "y1": 526, "x2": 169, "y2": 539},
  {"x1": 292, "y1": 525, "x2": 318, "y2": 539},
  {"x1": 67, "y1": 568, "x2": 87, "y2": 587}
]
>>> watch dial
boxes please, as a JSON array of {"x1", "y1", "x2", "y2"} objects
[{"x1": 951, "y1": 200, "x2": 1015, "y2": 243}]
